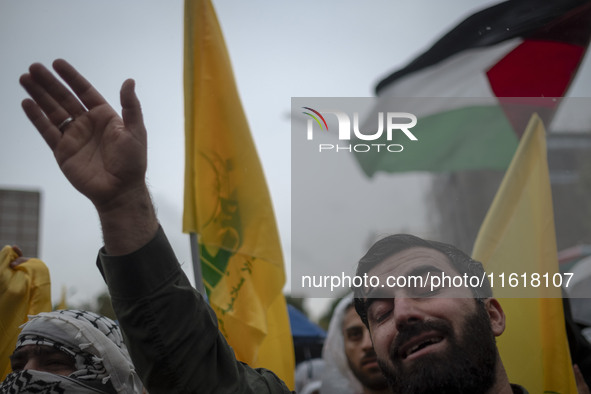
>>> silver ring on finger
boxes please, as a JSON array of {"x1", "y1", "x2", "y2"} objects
[{"x1": 57, "y1": 116, "x2": 74, "y2": 133}]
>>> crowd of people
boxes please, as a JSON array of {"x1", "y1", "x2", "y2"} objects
[{"x1": 2, "y1": 59, "x2": 591, "y2": 393}]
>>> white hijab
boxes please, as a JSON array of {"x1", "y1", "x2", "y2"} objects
[{"x1": 320, "y1": 294, "x2": 364, "y2": 394}]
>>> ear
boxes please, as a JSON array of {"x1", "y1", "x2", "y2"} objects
[{"x1": 484, "y1": 298, "x2": 505, "y2": 336}]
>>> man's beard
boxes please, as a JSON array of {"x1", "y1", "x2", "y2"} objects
[
  {"x1": 347, "y1": 349, "x2": 388, "y2": 391},
  {"x1": 377, "y1": 301, "x2": 498, "y2": 394}
]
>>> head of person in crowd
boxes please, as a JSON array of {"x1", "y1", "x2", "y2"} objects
[
  {"x1": 353, "y1": 234, "x2": 515, "y2": 394},
  {"x1": 0, "y1": 309, "x2": 144, "y2": 394},
  {"x1": 322, "y1": 294, "x2": 389, "y2": 394}
]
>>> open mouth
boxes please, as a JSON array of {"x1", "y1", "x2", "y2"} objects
[{"x1": 400, "y1": 334, "x2": 444, "y2": 359}]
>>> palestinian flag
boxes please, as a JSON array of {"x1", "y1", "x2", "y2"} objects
[{"x1": 356, "y1": 0, "x2": 591, "y2": 177}]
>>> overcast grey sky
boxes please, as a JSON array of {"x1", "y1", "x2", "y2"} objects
[{"x1": 1, "y1": 1, "x2": 589, "y2": 317}]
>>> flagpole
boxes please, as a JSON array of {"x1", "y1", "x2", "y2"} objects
[{"x1": 189, "y1": 232, "x2": 207, "y2": 300}]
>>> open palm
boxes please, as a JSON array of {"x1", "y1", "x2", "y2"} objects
[{"x1": 20, "y1": 60, "x2": 147, "y2": 210}]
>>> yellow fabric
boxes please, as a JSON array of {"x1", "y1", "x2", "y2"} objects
[
  {"x1": 182, "y1": 0, "x2": 294, "y2": 388},
  {"x1": 0, "y1": 245, "x2": 52, "y2": 380},
  {"x1": 472, "y1": 114, "x2": 576, "y2": 393},
  {"x1": 55, "y1": 284, "x2": 68, "y2": 310}
]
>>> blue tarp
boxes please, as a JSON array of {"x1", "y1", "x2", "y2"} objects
[{"x1": 288, "y1": 304, "x2": 326, "y2": 344}]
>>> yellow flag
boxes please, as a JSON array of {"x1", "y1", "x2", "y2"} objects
[
  {"x1": 55, "y1": 284, "x2": 68, "y2": 310},
  {"x1": 183, "y1": 0, "x2": 294, "y2": 388},
  {"x1": 472, "y1": 114, "x2": 576, "y2": 393},
  {"x1": 0, "y1": 246, "x2": 52, "y2": 380}
]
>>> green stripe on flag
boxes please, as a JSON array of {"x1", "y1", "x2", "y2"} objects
[{"x1": 355, "y1": 105, "x2": 519, "y2": 176}]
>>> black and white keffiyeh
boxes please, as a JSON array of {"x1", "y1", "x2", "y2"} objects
[
  {"x1": 0, "y1": 369, "x2": 110, "y2": 393},
  {"x1": 0, "y1": 310, "x2": 143, "y2": 394}
]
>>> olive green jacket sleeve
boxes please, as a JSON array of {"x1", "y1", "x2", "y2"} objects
[{"x1": 97, "y1": 226, "x2": 293, "y2": 394}]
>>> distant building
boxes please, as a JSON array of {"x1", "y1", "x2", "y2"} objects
[
  {"x1": 430, "y1": 132, "x2": 591, "y2": 253},
  {"x1": 0, "y1": 189, "x2": 41, "y2": 256},
  {"x1": 548, "y1": 133, "x2": 591, "y2": 249}
]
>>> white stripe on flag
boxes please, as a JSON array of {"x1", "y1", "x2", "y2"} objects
[{"x1": 379, "y1": 39, "x2": 521, "y2": 98}]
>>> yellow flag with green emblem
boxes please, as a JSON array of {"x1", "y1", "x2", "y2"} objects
[
  {"x1": 472, "y1": 114, "x2": 576, "y2": 393},
  {"x1": 182, "y1": 0, "x2": 294, "y2": 388}
]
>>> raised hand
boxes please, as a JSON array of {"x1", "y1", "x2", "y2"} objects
[
  {"x1": 8, "y1": 246, "x2": 29, "y2": 268},
  {"x1": 20, "y1": 59, "x2": 147, "y2": 212},
  {"x1": 21, "y1": 60, "x2": 157, "y2": 255}
]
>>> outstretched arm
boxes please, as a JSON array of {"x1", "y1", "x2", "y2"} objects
[
  {"x1": 20, "y1": 60, "x2": 292, "y2": 394},
  {"x1": 20, "y1": 60, "x2": 158, "y2": 255}
]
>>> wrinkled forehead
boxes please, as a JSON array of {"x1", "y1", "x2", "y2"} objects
[
  {"x1": 370, "y1": 246, "x2": 455, "y2": 276},
  {"x1": 363, "y1": 246, "x2": 461, "y2": 297}
]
